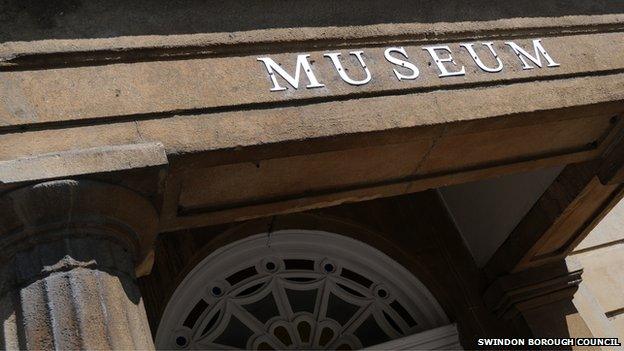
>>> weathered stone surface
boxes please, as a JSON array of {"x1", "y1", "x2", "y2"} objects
[
  {"x1": 1, "y1": 1, "x2": 623, "y2": 61},
  {"x1": 575, "y1": 199, "x2": 624, "y2": 251},
  {"x1": 0, "y1": 180, "x2": 159, "y2": 349},
  {"x1": 0, "y1": 237, "x2": 154, "y2": 350},
  {"x1": 572, "y1": 244, "x2": 624, "y2": 317},
  {"x1": 1, "y1": 73, "x2": 622, "y2": 165},
  {"x1": 0, "y1": 32, "x2": 623, "y2": 128},
  {"x1": 0, "y1": 142, "x2": 166, "y2": 184},
  {"x1": 0, "y1": 0, "x2": 622, "y2": 233},
  {"x1": 0, "y1": 69, "x2": 622, "y2": 231},
  {"x1": 0, "y1": 1, "x2": 621, "y2": 348},
  {"x1": 0, "y1": 180, "x2": 159, "y2": 274}
]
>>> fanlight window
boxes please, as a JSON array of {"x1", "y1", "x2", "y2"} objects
[{"x1": 156, "y1": 230, "x2": 448, "y2": 350}]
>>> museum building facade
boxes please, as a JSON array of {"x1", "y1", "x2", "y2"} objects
[{"x1": 1, "y1": 1, "x2": 624, "y2": 349}]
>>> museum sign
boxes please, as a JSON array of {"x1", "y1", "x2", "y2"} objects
[{"x1": 257, "y1": 39, "x2": 560, "y2": 92}]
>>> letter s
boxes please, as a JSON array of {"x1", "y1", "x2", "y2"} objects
[{"x1": 384, "y1": 47, "x2": 420, "y2": 81}]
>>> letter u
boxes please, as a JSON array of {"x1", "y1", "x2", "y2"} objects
[
  {"x1": 459, "y1": 42, "x2": 503, "y2": 73},
  {"x1": 324, "y1": 51, "x2": 372, "y2": 85}
]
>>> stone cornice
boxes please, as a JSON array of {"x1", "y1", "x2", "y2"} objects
[
  {"x1": 0, "y1": 142, "x2": 167, "y2": 184},
  {"x1": 1, "y1": 14, "x2": 624, "y2": 71}
]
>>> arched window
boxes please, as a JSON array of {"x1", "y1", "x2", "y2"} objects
[{"x1": 156, "y1": 230, "x2": 453, "y2": 350}]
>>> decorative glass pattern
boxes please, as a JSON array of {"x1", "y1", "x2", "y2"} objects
[{"x1": 156, "y1": 230, "x2": 448, "y2": 350}]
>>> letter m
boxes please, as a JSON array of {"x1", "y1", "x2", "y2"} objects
[
  {"x1": 505, "y1": 39, "x2": 560, "y2": 70},
  {"x1": 257, "y1": 55, "x2": 325, "y2": 91}
]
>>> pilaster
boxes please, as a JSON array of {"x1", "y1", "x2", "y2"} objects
[{"x1": 484, "y1": 260, "x2": 593, "y2": 344}]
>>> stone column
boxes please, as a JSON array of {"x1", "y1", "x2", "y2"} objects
[
  {"x1": 0, "y1": 180, "x2": 159, "y2": 350},
  {"x1": 484, "y1": 260, "x2": 593, "y2": 345}
]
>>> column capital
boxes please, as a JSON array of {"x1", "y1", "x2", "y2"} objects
[
  {"x1": 0, "y1": 179, "x2": 159, "y2": 276},
  {"x1": 484, "y1": 260, "x2": 583, "y2": 321}
]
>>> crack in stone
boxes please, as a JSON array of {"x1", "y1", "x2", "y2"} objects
[{"x1": 404, "y1": 123, "x2": 447, "y2": 194}]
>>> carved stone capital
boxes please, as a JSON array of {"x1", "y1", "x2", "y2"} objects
[
  {"x1": 484, "y1": 260, "x2": 583, "y2": 321},
  {"x1": 0, "y1": 179, "x2": 159, "y2": 276},
  {"x1": 0, "y1": 179, "x2": 159, "y2": 349}
]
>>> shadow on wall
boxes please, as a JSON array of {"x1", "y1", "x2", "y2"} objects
[{"x1": 1, "y1": 0, "x2": 624, "y2": 42}]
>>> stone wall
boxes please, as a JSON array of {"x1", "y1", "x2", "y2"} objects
[{"x1": 571, "y1": 200, "x2": 624, "y2": 341}]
